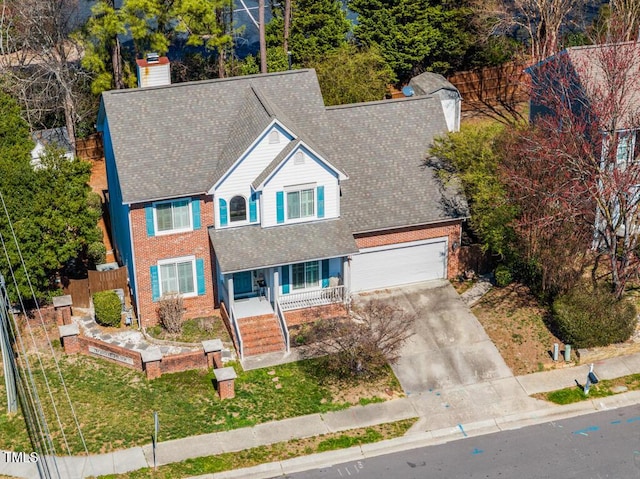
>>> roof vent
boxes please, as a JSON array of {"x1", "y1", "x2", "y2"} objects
[
  {"x1": 402, "y1": 85, "x2": 415, "y2": 97},
  {"x1": 146, "y1": 52, "x2": 160, "y2": 63}
]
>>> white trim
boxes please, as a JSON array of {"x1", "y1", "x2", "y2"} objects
[
  {"x1": 157, "y1": 255, "x2": 197, "y2": 298},
  {"x1": 153, "y1": 198, "x2": 193, "y2": 235},
  {"x1": 356, "y1": 237, "x2": 448, "y2": 254}
]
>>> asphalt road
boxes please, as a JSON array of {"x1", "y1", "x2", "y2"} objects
[{"x1": 281, "y1": 404, "x2": 640, "y2": 479}]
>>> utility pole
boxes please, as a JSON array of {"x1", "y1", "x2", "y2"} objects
[
  {"x1": 259, "y1": 0, "x2": 267, "y2": 73},
  {"x1": 0, "y1": 273, "x2": 17, "y2": 413}
]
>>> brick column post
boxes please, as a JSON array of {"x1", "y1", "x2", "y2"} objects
[
  {"x1": 53, "y1": 295, "x2": 73, "y2": 326},
  {"x1": 58, "y1": 324, "x2": 80, "y2": 354},
  {"x1": 141, "y1": 348, "x2": 163, "y2": 380},
  {"x1": 202, "y1": 339, "x2": 223, "y2": 369},
  {"x1": 213, "y1": 367, "x2": 237, "y2": 400}
]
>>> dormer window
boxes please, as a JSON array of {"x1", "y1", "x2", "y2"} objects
[
  {"x1": 268, "y1": 130, "x2": 280, "y2": 144},
  {"x1": 229, "y1": 195, "x2": 247, "y2": 222}
]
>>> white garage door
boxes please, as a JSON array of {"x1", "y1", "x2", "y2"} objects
[{"x1": 350, "y1": 238, "x2": 447, "y2": 293}]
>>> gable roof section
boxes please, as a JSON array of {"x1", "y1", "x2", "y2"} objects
[
  {"x1": 101, "y1": 69, "x2": 326, "y2": 204},
  {"x1": 409, "y1": 72, "x2": 459, "y2": 96},
  {"x1": 324, "y1": 96, "x2": 466, "y2": 233},
  {"x1": 209, "y1": 218, "x2": 359, "y2": 273}
]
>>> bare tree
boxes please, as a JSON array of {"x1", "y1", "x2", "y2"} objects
[
  {"x1": 258, "y1": 0, "x2": 267, "y2": 73},
  {"x1": 610, "y1": 0, "x2": 640, "y2": 42},
  {"x1": 0, "y1": 0, "x2": 88, "y2": 147},
  {"x1": 283, "y1": 0, "x2": 291, "y2": 55},
  {"x1": 301, "y1": 300, "x2": 415, "y2": 377},
  {"x1": 157, "y1": 294, "x2": 184, "y2": 334},
  {"x1": 475, "y1": 0, "x2": 585, "y2": 61},
  {"x1": 505, "y1": 40, "x2": 640, "y2": 297}
]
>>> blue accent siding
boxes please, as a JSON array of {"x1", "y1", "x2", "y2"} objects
[
  {"x1": 196, "y1": 258, "x2": 205, "y2": 295},
  {"x1": 150, "y1": 266, "x2": 160, "y2": 301},
  {"x1": 317, "y1": 186, "x2": 325, "y2": 218},
  {"x1": 101, "y1": 118, "x2": 137, "y2": 302},
  {"x1": 321, "y1": 259, "x2": 330, "y2": 287},
  {"x1": 145, "y1": 206, "x2": 155, "y2": 236},
  {"x1": 276, "y1": 191, "x2": 285, "y2": 224},
  {"x1": 192, "y1": 199, "x2": 201, "y2": 229},
  {"x1": 249, "y1": 193, "x2": 257, "y2": 223},
  {"x1": 219, "y1": 198, "x2": 228, "y2": 226},
  {"x1": 281, "y1": 265, "x2": 290, "y2": 294}
]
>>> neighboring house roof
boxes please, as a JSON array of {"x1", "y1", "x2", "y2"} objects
[
  {"x1": 528, "y1": 42, "x2": 640, "y2": 130},
  {"x1": 409, "y1": 72, "x2": 459, "y2": 97},
  {"x1": 209, "y1": 218, "x2": 359, "y2": 273},
  {"x1": 100, "y1": 68, "x2": 466, "y2": 233},
  {"x1": 31, "y1": 127, "x2": 74, "y2": 159}
]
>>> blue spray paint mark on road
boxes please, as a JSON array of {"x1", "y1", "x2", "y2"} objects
[
  {"x1": 626, "y1": 416, "x2": 640, "y2": 423},
  {"x1": 472, "y1": 448, "x2": 484, "y2": 455},
  {"x1": 611, "y1": 420, "x2": 622, "y2": 425},
  {"x1": 572, "y1": 426, "x2": 599, "y2": 436},
  {"x1": 458, "y1": 424, "x2": 467, "y2": 437}
]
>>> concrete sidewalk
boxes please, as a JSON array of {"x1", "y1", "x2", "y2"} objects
[{"x1": 2, "y1": 353, "x2": 640, "y2": 479}]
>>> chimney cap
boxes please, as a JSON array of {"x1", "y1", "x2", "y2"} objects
[{"x1": 146, "y1": 52, "x2": 160, "y2": 63}]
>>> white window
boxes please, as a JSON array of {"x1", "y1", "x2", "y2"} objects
[
  {"x1": 291, "y1": 261, "x2": 319, "y2": 290},
  {"x1": 155, "y1": 199, "x2": 191, "y2": 233},
  {"x1": 617, "y1": 131, "x2": 637, "y2": 165},
  {"x1": 287, "y1": 188, "x2": 314, "y2": 220},
  {"x1": 158, "y1": 256, "x2": 196, "y2": 297}
]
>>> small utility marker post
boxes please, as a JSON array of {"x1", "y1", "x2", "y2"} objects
[
  {"x1": 583, "y1": 364, "x2": 599, "y2": 396},
  {"x1": 0, "y1": 273, "x2": 17, "y2": 414}
]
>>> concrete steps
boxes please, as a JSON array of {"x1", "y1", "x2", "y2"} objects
[{"x1": 239, "y1": 314, "x2": 285, "y2": 356}]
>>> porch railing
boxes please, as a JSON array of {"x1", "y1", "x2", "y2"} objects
[
  {"x1": 274, "y1": 300, "x2": 290, "y2": 354},
  {"x1": 278, "y1": 285, "x2": 345, "y2": 311},
  {"x1": 220, "y1": 281, "x2": 244, "y2": 359}
]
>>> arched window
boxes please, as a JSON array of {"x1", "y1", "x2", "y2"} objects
[{"x1": 229, "y1": 195, "x2": 247, "y2": 222}]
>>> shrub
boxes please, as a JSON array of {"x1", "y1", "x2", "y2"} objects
[
  {"x1": 494, "y1": 264, "x2": 513, "y2": 287},
  {"x1": 87, "y1": 241, "x2": 107, "y2": 266},
  {"x1": 552, "y1": 286, "x2": 637, "y2": 348},
  {"x1": 93, "y1": 290, "x2": 122, "y2": 327},
  {"x1": 157, "y1": 294, "x2": 184, "y2": 335}
]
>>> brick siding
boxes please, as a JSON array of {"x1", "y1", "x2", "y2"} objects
[
  {"x1": 130, "y1": 195, "x2": 216, "y2": 327},
  {"x1": 285, "y1": 304, "x2": 347, "y2": 327},
  {"x1": 354, "y1": 221, "x2": 463, "y2": 278}
]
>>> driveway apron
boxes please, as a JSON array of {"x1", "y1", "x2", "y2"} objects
[{"x1": 356, "y1": 280, "x2": 513, "y2": 394}]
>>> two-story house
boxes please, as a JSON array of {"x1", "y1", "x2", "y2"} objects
[{"x1": 97, "y1": 68, "x2": 466, "y2": 357}]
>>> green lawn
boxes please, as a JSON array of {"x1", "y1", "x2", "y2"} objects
[
  {"x1": 0, "y1": 352, "x2": 401, "y2": 455},
  {"x1": 538, "y1": 373, "x2": 640, "y2": 404},
  {"x1": 99, "y1": 419, "x2": 416, "y2": 479}
]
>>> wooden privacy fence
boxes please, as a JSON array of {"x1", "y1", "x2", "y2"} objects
[
  {"x1": 75, "y1": 133, "x2": 103, "y2": 161},
  {"x1": 63, "y1": 267, "x2": 129, "y2": 308},
  {"x1": 447, "y1": 62, "x2": 532, "y2": 108}
]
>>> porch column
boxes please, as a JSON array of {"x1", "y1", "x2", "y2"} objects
[
  {"x1": 226, "y1": 275, "x2": 234, "y2": 305},
  {"x1": 343, "y1": 257, "x2": 351, "y2": 297},
  {"x1": 272, "y1": 268, "x2": 279, "y2": 303}
]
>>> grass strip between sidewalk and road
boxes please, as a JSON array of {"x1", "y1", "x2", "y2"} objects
[
  {"x1": 97, "y1": 418, "x2": 417, "y2": 479},
  {"x1": 534, "y1": 372, "x2": 640, "y2": 404}
]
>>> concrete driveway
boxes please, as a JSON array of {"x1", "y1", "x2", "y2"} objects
[{"x1": 355, "y1": 280, "x2": 513, "y2": 394}]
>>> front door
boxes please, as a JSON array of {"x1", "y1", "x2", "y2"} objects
[{"x1": 233, "y1": 271, "x2": 253, "y2": 297}]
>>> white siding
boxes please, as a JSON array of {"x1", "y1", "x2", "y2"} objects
[
  {"x1": 214, "y1": 127, "x2": 292, "y2": 228},
  {"x1": 441, "y1": 98, "x2": 460, "y2": 132},
  {"x1": 261, "y1": 149, "x2": 340, "y2": 227}
]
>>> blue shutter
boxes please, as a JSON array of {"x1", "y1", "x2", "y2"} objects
[
  {"x1": 249, "y1": 193, "x2": 257, "y2": 223},
  {"x1": 192, "y1": 199, "x2": 201, "y2": 230},
  {"x1": 219, "y1": 198, "x2": 228, "y2": 227},
  {"x1": 276, "y1": 191, "x2": 285, "y2": 224},
  {"x1": 150, "y1": 266, "x2": 160, "y2": 301},
  {"x1": 196, "y1": 258, "x2": 206, "y2": 295},
  {"x1": 281, "y1": 265, "x2": 290, "y2": 294},
  {"x1": 145, "y1": 206, "x2": 155, "y2": 237},
  {"x1": 321, "y1": 259, "x2": 330, "y2": 288},
  {"x1": 317, "y1": 186, "x2": 325, "y2": 218}
]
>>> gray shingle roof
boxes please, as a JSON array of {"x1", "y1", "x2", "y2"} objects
[
  {"x1": 252, "y1": 139, "x2": 299, "y2": 190},
  {"x1": 409, "y1": 72, "x2": 459, "y2": 96},
  {"x1": 101, "y1": 68, "x2": 466, "y2": 233},
  {"x1": 209, "y1": 219, "x2": 359, "y2": 273}
]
